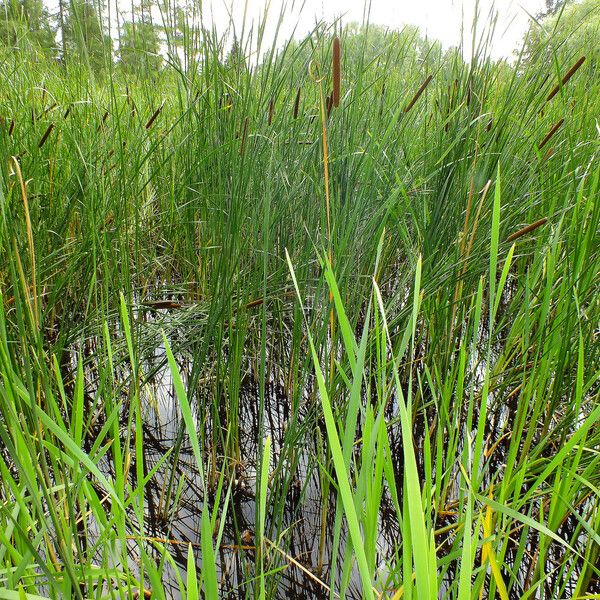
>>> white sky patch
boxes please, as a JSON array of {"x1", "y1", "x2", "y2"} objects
[
  {"x1": 45, "y1": 0, "x2": 547, "y2": 60},
  {"x1": 195, "y1": 0, "x2": 546, "y2": 59}
]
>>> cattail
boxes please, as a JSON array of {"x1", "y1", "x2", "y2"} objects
[
  {"x1": 8, "y1": 118, "x2": 15, "y2": 136},
  {"x1": 542, "y1": 146, "x2": 554, "y2": 162},
  {"x1": 326, "y1": 92, "x2": 334, "y2": 118},
  {"x1": 38, "y1": 123, "x2": 55, "y2": 148},
  {"x1": 239, "y1": 116, "x2": 249, "y2": 155},
  {"x1": 40, "y1": 102, "x2": 57, "y2": 118},
  {"x1": 486, "y1": 118, "x2": 493, "y2": 132},
  {"x1": 404, "y1": 75, "x2": 433, "y2": 113},
  {"x1": 546, "y1": 56, "x2": 585, "y2": 103},
  {"x1": 97, "y1": 111, "x2": 109, "y2": 132},
  {"x1": 332, "y1": 36, "x2": 341, "y2": 108},
  {"x1": 63, "y1": 105, "x2": 71, "y2": 119},
  {"x1": 145, "y1": 103, "x2": 163, "y2": 130},
  {"x1": 293, "y1": 87, "x2": 301, "y2": 119},
  {"x1": 141, "y1": 300, "x2": 183, "y2": 310},
  {"x1": 506, "y1": 218, "x2": 548, "y2": 242},
  {"x1": 268, "y1": 98, "x2": 274, "y2": 125},
  {"x1": 538, "y1": 118, "x2": 564, "y2": 149}
]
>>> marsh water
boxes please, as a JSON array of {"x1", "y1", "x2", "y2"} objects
[{"x1": 68, "y1": 297, "x2": 596, "y2": 599}]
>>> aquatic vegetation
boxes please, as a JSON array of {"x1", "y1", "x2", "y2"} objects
[{"x1": 0, "y1": 10, "x2": 598, "y2": 599}]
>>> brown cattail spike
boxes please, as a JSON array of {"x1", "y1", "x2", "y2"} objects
[
  {"x1": 546, "y1": 56, "x2": 585, "y2": 103},
  {"x1": 38, "y1": 123, "x2": 55, "y2": 148},
  {"x1": 326, "y1": 93, "x2": 334, "y2": 118},
  {"x1": 506, "y1": 218, "x2": 548, "y2": 242},
  {"x1": 332, "y1": 36, "x2": 341, "y2": 108},
  {"x1": 145, "y1": 103, "x2": 164, "y2": 130},
  {"x1": 293, "y1": 87, "x2": 301, "y2": 119},
  {"x1": 542, "y1": 147, "x2": 554, "y2": 162},
  {"x1": 268, "y1": 99, "x2": 274, "y2": 126},
  {"x1": 404, "y1": 75, "x2": 433, "y2": 113},
  {"x1": 9, "y1": 118, "x2": 15, "y2": 136},
  {"x1": 538, "y1": 118, "x2": 564, "y2": 149},
  {"x1": 97, "y1": 111, "x2": 109, "y2": 132}
]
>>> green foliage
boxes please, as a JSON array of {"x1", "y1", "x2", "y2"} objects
[
  {"x1": 0, "y1": 0, "x2": 55, "y2": 57},
  {"x1": 523, "y1": 0, "x2": 599, "y2": 67},
  {"x1": 119, "y1": 21, "x2": 162, "y2": 74},
  {"x1": 63, "y1": 0, "x2": 111, "y2": 73}
]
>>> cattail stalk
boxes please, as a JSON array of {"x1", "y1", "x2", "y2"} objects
[
  {"x1": 332, "y1": 36, "x2": 341, "y2": 108},
  {"x1": 538, "y1": 118, "x2": 564, "y2": 149},
  {"x1": 546, "y1": 56, "x2": 585, "y2": 103},
  {"x1": 38, "y1": 123, "x2": 55, "y2": 148},
  {"x1": 506, "y1": 218, "x2": 548, "y2": 242},
  {"x1": 239, "y1": 117, "x2": 249, "y2": 155},
  {"x1": 404, "y1": 75, "x2": 433, "y2": 113}
]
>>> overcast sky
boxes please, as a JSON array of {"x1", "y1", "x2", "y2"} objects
[
  {"x1": 197, "y1": 0, "x2": 547, "y2": 59},
  {"x1": 45, "y1": 0, "x2": 548, "y2": 59}
]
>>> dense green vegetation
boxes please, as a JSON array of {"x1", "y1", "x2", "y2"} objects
[{"x1": 0, "y1": 1, "x2": 599, "y2": 598}]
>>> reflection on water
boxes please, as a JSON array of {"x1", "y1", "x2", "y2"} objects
[{"x1": 67, "y1": 297, "x2": 597, "y2": 599}]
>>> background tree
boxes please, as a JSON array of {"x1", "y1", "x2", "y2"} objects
[
  {"x1": 0, "y1": 0, "x2": 56, "y2": 57},
  {"x1": 119, "y1": 7, "x2": 162, "y2": 75},
  {"x1": 523, "y1": 0, "x2": 599, "y2": 68},
  {"x1": 64, "y1": 0, "x2": 112, "y2": 73}
]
